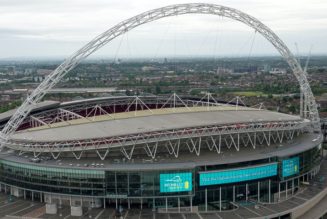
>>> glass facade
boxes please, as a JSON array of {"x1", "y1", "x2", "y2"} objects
[
  {"x1": 0, "y1": 160, "x2": 105, "y2": 196},
  {"x1": 279, "y1": 145, "x2": 321, "y2": 180},
  {"x1": 0, "y1": 145, "x2": 322, "y2": 210}
]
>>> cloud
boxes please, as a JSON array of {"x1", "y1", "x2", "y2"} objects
[{"x1": 0, "y1": 0, "x2": 326, "y2": 58}]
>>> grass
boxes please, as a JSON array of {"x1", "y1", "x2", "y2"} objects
[{"x1": 230, "y1": 91, "x2": 266, "y2": 97}]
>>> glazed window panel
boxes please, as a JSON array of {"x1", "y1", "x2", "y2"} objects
[
  {"x1": 0, "y1": 160, "x2": 106, "y2": 196},
  {"x1": 0, "y1": 160, "x2": 105, "y2": 178}
]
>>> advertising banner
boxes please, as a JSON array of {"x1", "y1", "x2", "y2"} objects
[
  {"x1": 160, "y1": 172, "x2": 192, "y2": 193},
  {"x1": 282, "y1": 157, "x2": 300, "y2": 177},
  {"x1": 199, "y1": 163, "x2": 278, "y2": 186}
]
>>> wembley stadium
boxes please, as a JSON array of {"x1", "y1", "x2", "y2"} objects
[
  {"x1": 0, "y1": 3, "x2": 325, "y2": 219},
  {"x1": 0, "y1": 94, "x2": 323, "y2": 216}
]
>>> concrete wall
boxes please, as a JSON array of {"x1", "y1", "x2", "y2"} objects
[
  {"x1": 44, "y1": 193, "x2": 102, "y2": 208},
  {"x1": 10, "y1": 187, "x2": 23, "y2": 198},
  {"x1": 71, "y1": 206, "x2": 83, "y2": 216},
  {"x1": 46, "y1": 203, "x2": 57, "y2": 214}
]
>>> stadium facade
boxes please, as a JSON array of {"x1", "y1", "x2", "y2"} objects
[{"x1": 0, "y1": 95, "x2": 323, "y2": 216}]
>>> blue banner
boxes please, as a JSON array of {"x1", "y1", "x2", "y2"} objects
[
  {"x1": 199, "y1": 163, "x2": 278, "y2": 186},
  {"x1": 282, "y1": 157, "x2": 299, "y2": 177},
  {"x1": 160, "y1": 172, "x2": 192, "y2": 193}
]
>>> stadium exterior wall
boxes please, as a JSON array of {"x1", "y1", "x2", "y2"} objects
[{"x1": 0, "y1": 144, "x2": 322, "y2": 213}]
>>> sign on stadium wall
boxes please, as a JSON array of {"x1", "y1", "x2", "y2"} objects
[
  {"x1": 160, "y1": 172, "x2": 193, "y2": 193},
  {"x1": 199, "y1": 163, "x2": 278, "y2": 186},
  {"x1": 282, "y1": 157, "x2": 300, "y2": 178}
]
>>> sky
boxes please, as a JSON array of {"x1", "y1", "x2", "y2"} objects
[{"x1": 0, "y1": 0, "x2": 326, "y2": 59}]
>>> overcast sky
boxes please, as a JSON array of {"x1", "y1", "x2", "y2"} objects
[{"x1": 0, "y1": 0, "x2": 326, "y2": 59}]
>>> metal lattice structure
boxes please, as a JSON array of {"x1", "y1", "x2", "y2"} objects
[
  {"x1": 8, "y1": 119, "x2": 307, "y2": 160},
  {"x1": 3, "y1": 95, "x2": 309, "y2": 160},
  {"x1": 0, "y1": 3, "x2": 320, "y2": 150}
]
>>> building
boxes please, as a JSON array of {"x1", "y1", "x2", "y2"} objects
[
  {"x1": 269, "y1": 68, "x2": 287, "y2": 75},
  {"x1": 0, "y1": 95, "x2": 322, "y2": 217}
]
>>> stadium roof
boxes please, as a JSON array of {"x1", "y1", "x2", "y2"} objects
[
  {"x1": 1, "y1": 133, "x2": 321, "y2": 171},
  {"x1": 11, "y1": 109, "x2": 302, "y2": 142}
]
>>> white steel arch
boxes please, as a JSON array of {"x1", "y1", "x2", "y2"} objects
[{"x1": 0, "y1": 3, "x2": 320, "y2": 150}]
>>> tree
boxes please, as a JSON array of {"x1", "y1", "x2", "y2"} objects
[
  {"x1": 155, "y1": 85, "x2": 161, "y2": 94},
  {"x1": 288, "y1": 105, "x2": 296, "y2": 114}
]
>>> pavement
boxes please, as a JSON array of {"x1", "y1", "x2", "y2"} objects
[{"x1": 0, "y1": 193, "x2": 45, "y2": 218}]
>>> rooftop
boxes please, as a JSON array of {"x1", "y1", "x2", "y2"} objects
[{"x1": 11, "y1": 107, "x2": 302, "y2": 142}]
